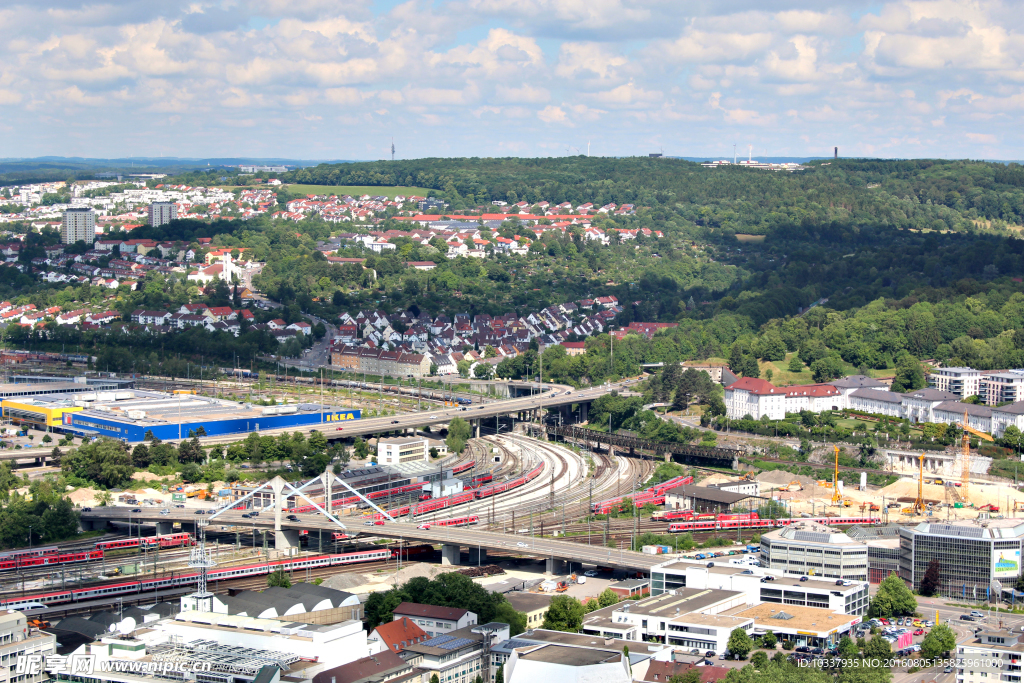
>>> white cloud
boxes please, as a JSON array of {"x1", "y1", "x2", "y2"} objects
[{"x1": 0, "y1": 0, "x2": 1020, "y2": 157}]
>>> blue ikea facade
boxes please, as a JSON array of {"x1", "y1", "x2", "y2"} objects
[{"x1": 63, "y1": 409, "x2": 362, "y2": 442}]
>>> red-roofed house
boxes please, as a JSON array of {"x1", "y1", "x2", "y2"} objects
[
  {"x1": 560, "y1": 341, "x2": 587, "y2": 357},
  {"x1": 784, "y1": 383, "x2": 842, "y2": 414},
  {"x1": 639, "y1": 661, "x2": 731, "y2": 683},
  {"x1": 268, "y1": 318, "x2": 287, "y2": 330},
  {"x1": 724, "y1": 377, "x2": 785, "y2": 420},
  {"x1": 367, "y1": 616, "x2": 429, "y2": 655}
]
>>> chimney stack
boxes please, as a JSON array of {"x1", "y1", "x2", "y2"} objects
[{"x1": 834, "y1": 147, "x2": 838, "y2": 159}]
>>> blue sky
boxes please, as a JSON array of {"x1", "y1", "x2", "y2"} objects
[{"x1": 1, "y1": 0, "x2": 1023, "y2": 160}]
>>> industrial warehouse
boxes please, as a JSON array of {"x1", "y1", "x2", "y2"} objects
[{"x1": 0, "y1": 388, "x2": 361, "y2": 440}]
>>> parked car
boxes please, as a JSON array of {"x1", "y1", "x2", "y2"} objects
[
  {"x1": 913, "y1": 629, "x2": 924, "y2": 636},
  {"x1": 945, "y1": 667, "x2": 954, "y2": 673},
  {"x1": 584, "y1": 570, "x2": 599, "y2": 577},
  {"x1": 960, "y1": 615, "x2": 975, "y2": 621},
  {"x1": 705, "y1": 651, "x2": 716, "y2": 658}
]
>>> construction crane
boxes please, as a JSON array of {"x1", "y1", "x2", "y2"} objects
[
  {"x1": 959, "y1": 409, "x2": 994, "y2": 503},
  {"x1": 912, "y1": 452, "x2": 926, "y2": 514},
  {"x1": 832, "y1": 445, "x2": 843, "y2": 505}
]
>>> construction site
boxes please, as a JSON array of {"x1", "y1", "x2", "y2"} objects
[{"x1": 754, "y1": 419, "x2": 1024, "y2": 523}]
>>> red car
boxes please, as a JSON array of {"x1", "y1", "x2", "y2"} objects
[
  {"x1": 373, "y1": 520, "x2": 386, "y2": 526},
  {"x1": 914, "y1": 629, "x2": 925, "y2": 636}
]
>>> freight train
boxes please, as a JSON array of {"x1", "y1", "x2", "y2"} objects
[
  {"x1": 667, "y1": 514, "x2": 881, "y2": 532},
  {"x1": 0, "y1": 545, "x2": 435, "y2": 612},
  {"x1": 591, "y1": 475, "x2": 694, "y2": 514}
]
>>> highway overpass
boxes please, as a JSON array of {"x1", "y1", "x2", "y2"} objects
[{"x1": 80, "y1": 505, "x2": 661, "y2": 574}]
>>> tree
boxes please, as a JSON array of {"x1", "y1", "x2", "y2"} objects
[
  {"x1": 180, "y1": 462, "x2": 202, "y2": 483},
  {"x1": 494, "y1": 666, "x2": 503, "y2": 683},
  {"x1": 868, "y1": 573, "x2": 917, "y2": 618},
  {"x1": 473, "y1": 363, "x2": 494, "y2": 380},
  {"x1": 131, "y1": 443, "x2": 151, "y2": 468},
  {"x1": 542, "y1": 595, "x2": 585, "y2": 632},
  {"x1": 430, "y1": 675, "x2": 439, "y2": 683},
  {"x1": 919, "y1": 559, "x2": 942, "y2": 597},
  {"x1": 60, "y1": 438, "x2": 134, "y2": 488},
  {"x1": 598, "y1": 588, "x2": 620, "y2": 608},
  {"x1": 267, "y1": 568, "x2": 291, "y2": 588},
  {"x1": 863, "y1": 635, "x2": 892, "y2": 659},
  {"x1": 788, "y1": 356, "x2": 804, "y2": 372},
  {"x1": 810, "y1": 356, "x2": 845, "y2": 383},
  {"x1": 891, "y1": 352, "x2": 926, "y2": 392},
  {"x1": 41, "y1": 498, "x2": 80, "y2": 541},
  {"x1": 751, "y1": 651, "x2": 769, "y2": 669},
  {"x1": 727, "y1": 627, "x2": 753, "y2": 659},
  {"x1": 447, "y1": 417, "x2": 472, "y2": 454},
  {"x1": 921, "y1": 624, "x2": 956, "y2": 659},
  {"x1": 838, "y1": 635, "x2": 859, "y2": 659},
  {"x1": 457, "y1": 360, "x2": 471, "y2": 378},
  {"x1": 493, "y1": 602, "x2": 526, "y2": 636},
  {"x1": 761, "y1": 630, "x2": 777, "y2": 649}
]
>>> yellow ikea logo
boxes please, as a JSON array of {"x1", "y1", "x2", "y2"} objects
[{"x1": 327, "y1": 413, "x2": 356, "y2": 422}]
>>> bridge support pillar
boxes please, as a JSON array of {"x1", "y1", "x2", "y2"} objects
[
  {"x1": 545, "y1": 558, "x2": 565, "y2": 575},
  {"x1": 629, "y1": 446, "x2": 635, "y2": 457},
  {"x1": 80, "y1": 519, "x2": 97, "y2": 532},
  {"x1": 468, "y1": 547, "x2": 487, "y2": 564},
  {"x1": 276, "y1": 528, "x2": 300, "y2": 553},
  {"x1": 156, "y1": 521, "x2": 173, "y2": 535},
  {"x1": 441, "y1": 544, "x2": 461, "y2": 566},
  {"x1": 581, "y1": 402, "x2": 588, "y2": 423},
  {"x1": 474, "y1": 420, "x2": 480, "y2": 438}
]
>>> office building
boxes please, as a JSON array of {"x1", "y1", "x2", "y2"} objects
[
  {"x1": 376, "y1": 437, "x2": 430, "y2": 465},
  {"x1": 847, "y1": 524, "x2": 903, "y2": 584},
  {"x1": 648, "y1": 560, "x2": 869, "y2": 616},
  {"x1": 0, "y1": 611, "x2": 55, "y2": 683},
  {"x1": 931, "y1": 367, "x2": 983, "y2": 398},
  {"x1": 504, "y1": 593, "x2": 553, "y2": 631},
  {"x1": 958, "y1": 630, "x2": 1024, "y2": 683},
  {"x1": 899, "y1": 519, "x2": 1024, "y2": 595},
  {"x1": 61, "y1": 207, "x2": 95, "y2": 244},
  {"x1": 391, "y1": 603, "x2": 477, "y2": 637},
  {"x1": 759, "y1": 520, "x2": 869, "y2": 582},
  {"x1": 490, "y1": 629, "x2": 672, "y2": 683},
  {"x1": 147, "y1": 201, "x2": 178, "y2": 227},
  {"x1": 401, "y1": 623, "x2": 508, "y2": 683}
]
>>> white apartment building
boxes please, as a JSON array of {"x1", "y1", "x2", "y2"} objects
[
  {"x1": 61, "y1": 207, "x2": 95, "y2": 244},
  {"x1": 958, "y1": 630, "x2": 1024, "y2": 683},
  {"x1": 982, "y1": 371, "x2": 1024, "y2": 406},
  {"x1": 724, "y1": 377, "x2": 786, "y2": 420},
  {"x1": 0, "y1": 611, "x2": 55, "y2": 683},
  {"x1": 932, "y1": 401, "x2": 993, "y2": 433},
  {"x1": 784, "y1": 384, "x2": 841, "y2": 413},
  {"x1": 902, "y1": 388, "x2": 959, "y2": 423},
  {"x1": 848, "y1": 388, "x2": 904, "y2": 416},
  {"x1": 148, "y1": 201, "x2": 177, "y2": 227},
  {"x1": 931, "y1": 366, "x2": 983, "y2": 398}
]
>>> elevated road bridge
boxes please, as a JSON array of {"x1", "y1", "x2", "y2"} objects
[{"x1": 79, "y1": 507, "x2": 660, "y2": 573}]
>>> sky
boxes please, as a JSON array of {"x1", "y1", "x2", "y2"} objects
[{"x1": 2, "y1": 0, "x2": 1024, "y2": 161}]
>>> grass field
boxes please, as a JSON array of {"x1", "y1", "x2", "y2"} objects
[{"x1": 284, "y1": 184, "x2": 434, "y2": 199}]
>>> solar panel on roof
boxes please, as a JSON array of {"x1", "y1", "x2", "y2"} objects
[
  {"x1": 930, "y1": 524, "x2": 985, "y2": 538},
  {"x1": 423, "y1": 634, "x2": 456, "y2": 646},
  {"x1": 439, "y1": 637, "x2": 476, "y2": 650},
  {"x1": 792, "y1": 531, "x2": 832, "y2": 543}
]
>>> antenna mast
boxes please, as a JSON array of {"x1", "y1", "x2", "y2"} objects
[
  {"x1": 183, "y1": 518, "x2": 216, "y2": 612},
  {"x1": 391, "y1": 139, "x2": 395, "y2": 162}
]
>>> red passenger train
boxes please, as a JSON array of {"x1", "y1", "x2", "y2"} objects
[
  {"x1": 0, "y1": 549, "x2": 103, "y2": 571},
  {"x1": 667, "y1": 514, "x2": 881, "y2": 533},
  {"x1": 1, "y1": 545, "x2": 434, "y2": 612},
  {"x1": 96, "y1": 533, "x2": 195, "y2": 551}
]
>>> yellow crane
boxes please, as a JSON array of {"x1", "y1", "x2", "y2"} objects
[
  {"x1": 959, "y1": 409, "x2": 994, "y2": 503},
  {"x1": 832, "y1": 445, "x2": 843, "y2": 505},
  {"x1": 912, "y1": 452, "x2": 926, "y2": 514}
]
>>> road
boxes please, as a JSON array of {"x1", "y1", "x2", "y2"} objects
[{"x1": 81, "y1": 503, "x2": 662, "y2": 572}]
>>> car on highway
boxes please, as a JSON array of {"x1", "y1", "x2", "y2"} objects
[
  {"x1": 364, "y1": 520, "x2": 374, "y2": 525},
  {"x1": 799, "y1": 576, "x2": 809, "y2": 581},
  {"x1": 175, "y1": 504, "x2": 185, "y2": 508},
  {"x1": 516, "y1": 542, "x2": 528, "y2": 548},
  {"x1": 374, "y1": 520, "x2": 385, "y2": 526},
  {"x1": 417, "y1": 523, "x2": 431, "y2": 530},
  {"x1": 960, "y1": 615, "x2": 975, "y2": 621},
  {"x1": 336, "y1": 427, "x2": 344, "y2": 431},
  {"x1": 391, "y1": 420, "x2": 400, "y2": 424},
  {"x1": 242, "y1": 513, "x2": 251, "y2": 518},
  {"x1": 130, "y1": 508, "x2": 141, "y2": 513},
  {"x1": 82, "y1": 507, "x2": 92, "y2": 512},
  {"x1": 287, "y1": 514, "x2": 299, "y2": 521},
  {"x1": 945, "y1": 667, "x2": 954, "y2": 673},
  {"x1": 160, "y1": 509, "x2": 170, "y2": 515}
]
